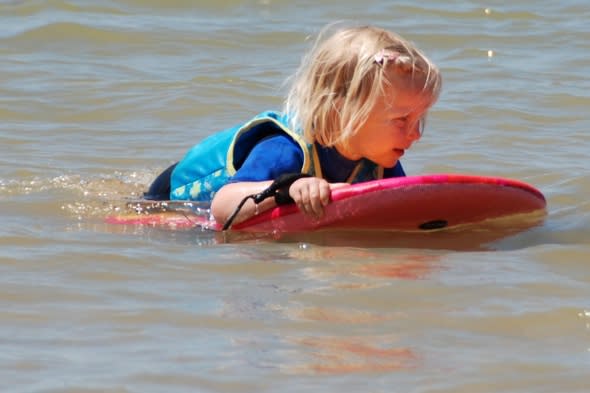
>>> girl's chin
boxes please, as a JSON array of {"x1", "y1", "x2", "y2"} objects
[
  {"x1": 375, "y1": 150, "x2": 404, "y2": 167},
  {"x1": 374, "y1": 157, "x2": 399, "y2": 168}
]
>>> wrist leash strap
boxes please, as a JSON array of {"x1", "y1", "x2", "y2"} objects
[{"x1": 222, "y1": 173, "x2": 311, "y2": 231}]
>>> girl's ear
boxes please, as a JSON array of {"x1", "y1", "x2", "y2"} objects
[
  {"x1": 327, "y1": 96, "x2": 343, "y2": 138},
  {"x1": 314, "y1": 96, "x2": 344, "y2": 147},
  {"x1": 332, "y1": 96, "x2": 343, "y2": 114},
  {"x1": 325, "y1": 96, "x2": 343, "y2": 129}
]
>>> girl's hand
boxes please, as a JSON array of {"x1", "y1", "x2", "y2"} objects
[{"x1": 289, "y1": 177, "x2": 348, "y2": 219}]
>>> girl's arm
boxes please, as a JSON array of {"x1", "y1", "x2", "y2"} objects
[
  {"x1": 211, "y1": 177, "x2": 347, "y2": 227},
  {"x1": 210, "y1": 180, "x2": 275, "y2": 226}
]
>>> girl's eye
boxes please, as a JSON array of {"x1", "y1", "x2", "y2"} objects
[{"x1": 391, "y1": 117, "x2": 408, "y2": 126}]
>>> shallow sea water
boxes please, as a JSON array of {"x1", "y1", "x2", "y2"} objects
[{"x1": 1, "y1": 0, "x2": 589, "y2": 392}]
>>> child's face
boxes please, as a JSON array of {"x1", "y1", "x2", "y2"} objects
[{"x1": 342, "y1": 77, "x2": 433, "y2": 168}]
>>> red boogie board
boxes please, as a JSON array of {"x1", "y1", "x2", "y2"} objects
[{"x1": 106, "y1": 174, "x2": 547, "y2": 233}]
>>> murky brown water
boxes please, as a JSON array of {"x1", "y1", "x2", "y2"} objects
[{"x1": 1, "y1": 0, "x2": 589, "y2": 392}]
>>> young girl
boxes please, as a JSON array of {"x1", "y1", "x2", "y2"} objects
[{"x1": 145, "y1": 25, "x2": 442, "y2": 229}]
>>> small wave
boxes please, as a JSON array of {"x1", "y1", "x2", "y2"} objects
[
  {"x1": 389, "y1": 4, "x2": 541, "y2": 21},
  {"x1": 6, "y1": 21, "x2": 152, "y2": 47},
  {"x1": 119, "y1": 0, "x2": 276, "y2": 11},
  {"x1": 0, "y1": 0, "x2": 125, "y2": 17},
  {"x1": 0, "y1": 171, "x2": 152, "y2": 220}
]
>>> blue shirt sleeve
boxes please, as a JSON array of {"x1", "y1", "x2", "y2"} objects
[{"x1": 229, "y1": 134, "x2": 304, "y2": 182}]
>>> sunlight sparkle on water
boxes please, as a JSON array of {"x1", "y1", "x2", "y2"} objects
[{"x1": 579, "y1": 310, "x2": 590, "y2": 352}]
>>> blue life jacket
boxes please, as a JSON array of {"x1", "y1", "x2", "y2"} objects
[{"x1": 170, "y1": 110, "x2": 385, "y2": 201}]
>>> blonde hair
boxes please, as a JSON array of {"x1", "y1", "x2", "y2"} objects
[{"x1": 284, "y1": 25, "x2": 442, "y2": 147}]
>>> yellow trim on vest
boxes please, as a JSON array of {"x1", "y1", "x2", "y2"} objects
[
  {"x1": 312, "y1": 144, "x2": 385, "y2": 184},
  {"x1": 346, "y1": 164, "x2": 362, "y2": 183},
  {"x1": 225, "y1": 116, "x2": 311, "y2": 177},
  {"x1": 376, "y1": 166, "x2": 384, "y2": 179}
]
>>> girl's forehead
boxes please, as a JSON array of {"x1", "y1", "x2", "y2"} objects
[
  {"x1": 381, "y1": 81, "x2": 436, "y2": 115},
  {"x1": 385, "y1": 67, "x2": 432, "y2": 91},
  {"x1": 389, "y1": 63, "x2": 440, "y2": 109}
]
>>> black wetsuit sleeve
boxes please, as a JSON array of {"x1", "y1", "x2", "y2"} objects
[
  {"x1": 383, "y1": 161, "x2": 406, "y2": 178},
  {"x1": 144, "y1": 162, "x2": 178, "y2": 200}
]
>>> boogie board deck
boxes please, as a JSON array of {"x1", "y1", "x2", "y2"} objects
[{"x1": 105, "y1": 174, "x2": 546, "y2": 233}]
